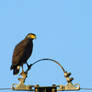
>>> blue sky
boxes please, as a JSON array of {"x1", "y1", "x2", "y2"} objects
[{"x1": 0, "y1": 0, "x2": 92, "y2": 92}]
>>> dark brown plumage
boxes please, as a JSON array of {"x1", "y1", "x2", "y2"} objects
[{"x1": 10, "y1": 33, "x2": 36, "y2": 75}]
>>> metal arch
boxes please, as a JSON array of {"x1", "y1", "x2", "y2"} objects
[
  {"x1": 12, "y1": 58, "x2": 80, "y2": 91},
  {"x1": 32, "y1": 58, "x2": 66, "y2": 73}
]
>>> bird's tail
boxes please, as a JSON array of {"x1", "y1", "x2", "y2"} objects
[{"x1": 10, "y1": 65, "x2": 19, "y2": 75}]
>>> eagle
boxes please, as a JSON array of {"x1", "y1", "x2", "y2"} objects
[{"x1": 10, "y1": 33, "x2": 36, "y2": 75}]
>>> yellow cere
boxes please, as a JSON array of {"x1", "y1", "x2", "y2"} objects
[
  {"x1": 30, "y1": 34, "x2": 36, "y2": 39},
  {"x1": 27, "y1": 34, "x2": 36, "y2": 39}
]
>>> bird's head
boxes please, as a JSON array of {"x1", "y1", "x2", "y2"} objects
[{"x1": 26, "y1": 33, "x2": 36, "y2": 40}]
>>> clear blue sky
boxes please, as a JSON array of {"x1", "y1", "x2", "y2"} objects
[{"x1": 0, "y1": 0, "x2": 92, "y2": 92}]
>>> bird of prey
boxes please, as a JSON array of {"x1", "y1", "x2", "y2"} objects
[{"x1": 10, "y1": 33, "x2": 36, "y2": 75}]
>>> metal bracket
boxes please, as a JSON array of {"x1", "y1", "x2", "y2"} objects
[
  {"x1": 57, "y1": 83, "x2": 80, "y2": 91},
  {"x1": 12, "y1": 70, "x2": 34, "y2": 91},
  {"x1": 12, "y1": 81, "x2": 33, "y2": 91},
  {"x1": 56, "y1": 71, "x2": 80, "y2": 91}
]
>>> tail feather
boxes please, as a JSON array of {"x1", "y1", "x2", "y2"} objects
[
  {"x1": 13, "y1": 68, "x2": 19, "y2": 75},
  {"x1": 10, "y1": 65, "x2": 13, "y2": 70}
]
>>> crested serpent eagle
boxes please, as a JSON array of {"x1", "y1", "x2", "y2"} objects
[{"x1": 10, "y1": 33, "x2": 36, "y2": 75}]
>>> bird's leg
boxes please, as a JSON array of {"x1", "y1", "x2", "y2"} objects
[
  {"x1": 19, "y1": 65, "x2": 27, "y2": 83},
  {"x1": 21, "y1": 65, "x2": 24, "y2": 74}
]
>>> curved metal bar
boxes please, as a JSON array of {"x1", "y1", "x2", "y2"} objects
[{"x1": 32, "y1": 58, "x2": 66, "y2": 73}]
